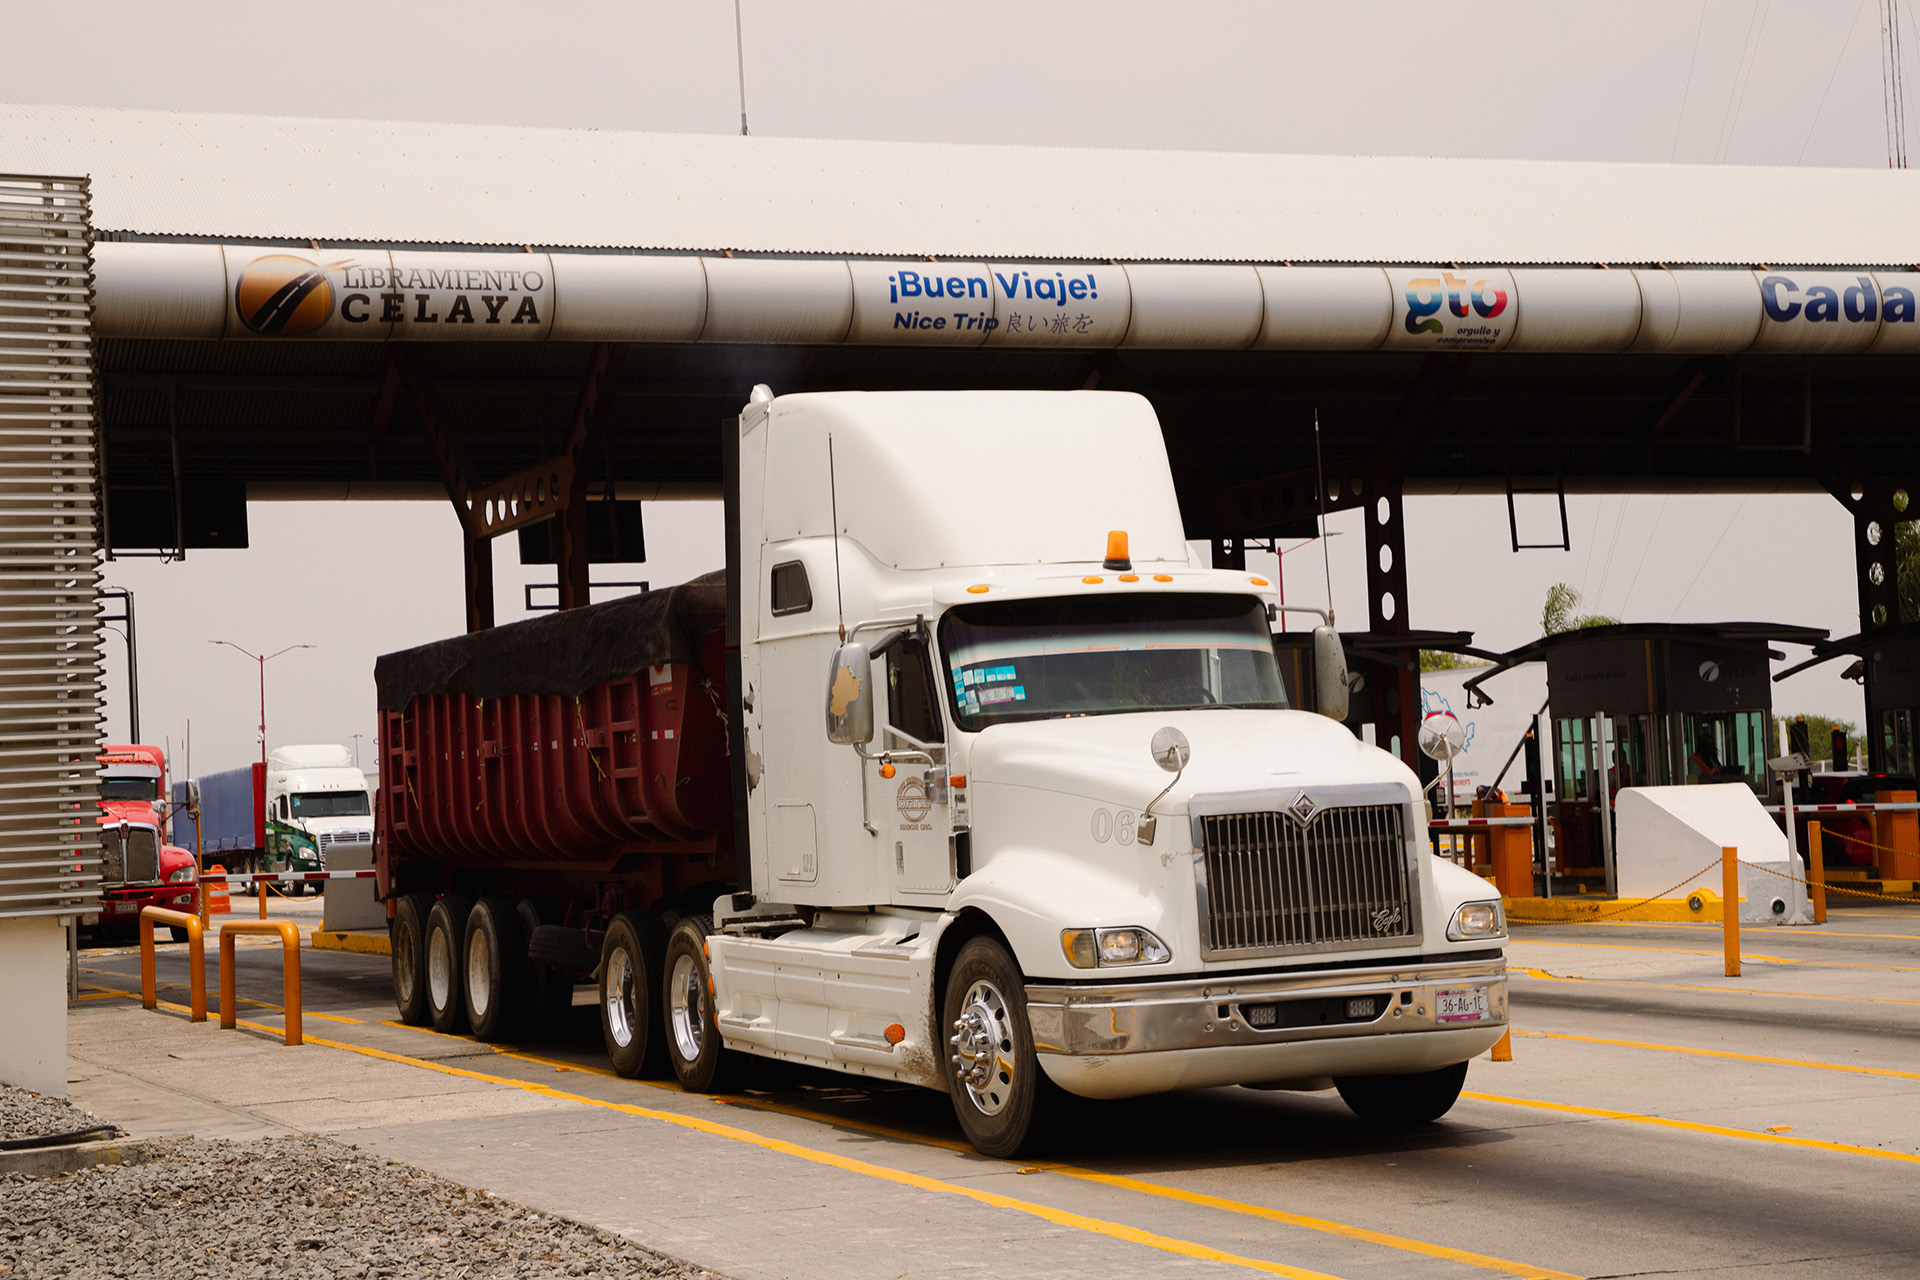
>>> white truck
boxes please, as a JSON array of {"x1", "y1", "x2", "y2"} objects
[
  {"x1": 263, "y1": 744, "x2": 374, "y2": 892},
  {"x1": 700, "y1": 388, "x2": 1508, "y2": 1155}
]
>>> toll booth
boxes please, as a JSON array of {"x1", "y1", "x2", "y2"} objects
[
  {"x1": 1781, "y1": 623, "x2": 1920, "y2": 775},
  {"x1": 1465, "y1": 623, "x2": 1824, "y2": 887}
]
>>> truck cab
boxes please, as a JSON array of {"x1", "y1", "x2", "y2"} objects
[
  {"x1": 265, "y1": 745, "x2": 374, "y2": 891},
  {"x1": 701, "y1": 389, "x2": 1508, "y2": 1155},
  {"x1": 95, "y1": 744, "x2": 199, "y2": 931}
]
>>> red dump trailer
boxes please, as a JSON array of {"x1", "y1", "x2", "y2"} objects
[{"x1": 375, "y1": 574, "x2": 737, "y2": 1055}]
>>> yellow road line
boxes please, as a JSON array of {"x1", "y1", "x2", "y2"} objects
[
  {"x1": 1512, "y1": 1030, "x2": 1920, "y2": 1081},
  {"x1": 1508, "y1": 939, "x2": 1920, "y2": 973},
  {"x1": 1516, "y1": 966, "x2": 1920, "y2": 1007},
  {"x1": 1464, "y1": 1091, "x2": 1920, "y2": 1163},
  {"x1": 254, "y1": 1026, "x2": 1350, "y2": 1280},
  {"x1": 1587, "y1": 920, "x2": 1920, "y2": 942},
  {"x1": 80, "y1": 982, "x2": 361, "y2": 1025}
]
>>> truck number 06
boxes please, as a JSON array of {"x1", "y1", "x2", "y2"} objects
[{"x1": 1091, "y1": 808, "x2": 1137, "y2": 846}]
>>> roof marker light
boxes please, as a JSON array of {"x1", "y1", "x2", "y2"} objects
[
  {"x1": 1083, "y1": 576, "x2": 1104, "y2": 585},
  {"x1": 1250, "y1": 577, "x2": 1271, "y2": 587},
  {"x1": 1103, "y1": 530, "x2": 1132, "y2": 572},
  {"x1": 966, "y1": 584, "x2": 989, "y2": 594},
  {"x1": 1153, "y1": 574, "x2": 1173, "y2": 582},
  {"x1": 1119, "y1": 573, "x2": 1139, "y2": 582}
]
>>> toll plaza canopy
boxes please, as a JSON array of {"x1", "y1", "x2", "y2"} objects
[{"x1": 11, "y1": 101, "x2": 1920, "y2": 757}]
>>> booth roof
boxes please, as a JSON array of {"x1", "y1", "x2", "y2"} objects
[{"x1": 4, "y1": 102, "x2": 1920, "y2": 266}]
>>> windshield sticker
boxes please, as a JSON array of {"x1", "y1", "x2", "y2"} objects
[{"x1": 979, "y1": 685, "x2": 1029, "y2": 706}]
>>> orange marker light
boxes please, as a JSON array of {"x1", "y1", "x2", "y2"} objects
[
  {"x1": 950, "y1": 775, "x2": 966, "y2": 789},
  {"x1": 1250, "y1": 577, "x2": 1270, "y2": 587},
  {"x1": 884, "y1": 1023, "x2": 906, "y2": 1045},
  {"x1": 880, "y1": 762, "x2": 896, "y2": 779},
  {"x1": 1082, "y1": 575, "x2": 1103, "y2": 584},
  {"x1": 1119, "y1": 574, "x2": 1139, "y2": 582},
  {"x1": 967, "y1": 584, "x2": 989, "y2": 594},
  {"x1": 1153, "y1": 574, "x2": 1173, "y2": 582},
  {"x1": 1103, "y1": 530, "x2": 1131, "y2": 572}
]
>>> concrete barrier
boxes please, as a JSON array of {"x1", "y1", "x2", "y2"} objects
[{"x1": 1614, "y1": 785, "x2": 1811, "y2": 925}]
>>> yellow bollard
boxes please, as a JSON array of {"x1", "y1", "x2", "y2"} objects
[
  {"x1": 1491, "y1": 1030, "x2": 1513, "y2": 1061},
  {"x1": 1721, "y1": 846, "x2": 1741, "y2": 978},
  {"x1": 1808, "y1": 822, "x2": 1828, "y2": 925},
  {"x1": 137, "y1": 907, "x2": 206, "y2": 1022},
  {"x1": 218, "y1": 919, "x2": 303, "y2": 1046}
]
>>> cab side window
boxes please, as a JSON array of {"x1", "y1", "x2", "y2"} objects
[
  {"x1": 887, "y1": 638, "x2": 944, "y2": 744},
  {"x1": 770, "y1": 561, "x2": 812, "y2": 616}
]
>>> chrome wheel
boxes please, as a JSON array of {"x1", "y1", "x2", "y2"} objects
[
  {"x1": 466, "y1": 927, "x2": 492, "y2": 1020},
  {"x1": 427, "y1": 923, "x2": 452, "y2": 1011},
  {"x1": 950, "y1": 978, "x2": 1017, "y2": 1116},
  {"x1": 395, "y1": 927, "x2": 417, "y2": 1005},
  {"x1": 605, "y1": 944, "x2": 636, "y2": 1049},
  {"x1": 668, "y1": 952, "x2": 705, "y2": 1063}
]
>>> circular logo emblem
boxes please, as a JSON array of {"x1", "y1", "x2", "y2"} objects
[
  {"x1": 1699, "y1": 660, "x2": 1721, "y2": 683},
  {"x1": 234, "y1": 254, "x2": 334, "y2": 336},
  {"x1": 896, "y1": 777, "x2": 931, "y2": 823}
]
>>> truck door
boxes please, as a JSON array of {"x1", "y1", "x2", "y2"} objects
[{"x1": 883, "y1": 636, "x2": 953, "y2": 899}]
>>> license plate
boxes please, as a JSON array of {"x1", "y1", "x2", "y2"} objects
[{"x1": 1436, "y1": 987, "x2": 1489, "y2": 1023}]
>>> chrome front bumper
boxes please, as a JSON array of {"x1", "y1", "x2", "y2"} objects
[{"x1": 1025, "y1": 955, "x2": 1507, "y2": 1057}]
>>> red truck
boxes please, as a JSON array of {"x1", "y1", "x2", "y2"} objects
[{"x1": 95, "y1": 744, "x2": 201, "y2": 937}]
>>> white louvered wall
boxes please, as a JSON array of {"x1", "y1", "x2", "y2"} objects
[{"x1": 0, "y1": 174, "x2": 101, "y2": 922}]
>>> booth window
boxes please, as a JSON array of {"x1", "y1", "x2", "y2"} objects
[
  {"x1": 1682, "y1": 709, "x2": 1766, "y2": 790},
  {"x1": 770, "y1": 561, "x2": 812, "y2": 616},
  {"x1": 1882, "y1": 710, "x2": 1916, "y2": 777}
]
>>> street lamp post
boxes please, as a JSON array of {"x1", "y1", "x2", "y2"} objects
[{"x1": 208, "y1": 641, "x2": 316, "y2": 769}]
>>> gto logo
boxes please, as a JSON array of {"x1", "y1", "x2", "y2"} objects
[
  {"x1": 1404, "y1": 271, "x2": 1507, "y2": 334},
  {"x1": 1371, "y1": 906, "x2": 1403, "y2": 933},
  {"x1": 896, "y1": 777, "x2": 932, "y2": 825}
]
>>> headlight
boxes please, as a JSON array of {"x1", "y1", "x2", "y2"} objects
[
  {"x1": 165, "y1": 866, "x2": 196, "y2": 883},
  {"x1": 1061, "y1": 926, "x2": 1172, "y2": 969},
  {"x1": 1447, "y1": 900, "x2": 1506, "y2": 941}
]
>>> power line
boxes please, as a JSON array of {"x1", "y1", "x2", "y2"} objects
[
  {"x1": 1799, "y1": 0, "x2": 1875, "y2": 164},
  {"x1": 1717, "y1": 0, "x2": 1776, "y2": 162},
  {"x1": 1884, "y1": 0, "x2": 1909, "y2": 166},
  {"x1": 1619, "y1": 496, "x2": 1670, "y2": 617},
  {"x1": 1668, "y1": 496, "x2": 1751, "y2": 620},
  {"x1": 1672, "y1": 1, "x2": 1711, "y2": 161}
]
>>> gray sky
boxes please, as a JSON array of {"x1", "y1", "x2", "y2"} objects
[{"x1": 31, "y1": 0, "x2": 1893, "y2": 771}]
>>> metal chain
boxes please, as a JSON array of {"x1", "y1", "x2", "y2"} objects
[
  {"x1": 1742, "y1": 858, "x2": 1919, "y2": 903},
  {"x1": 1505, "y1": 854, "x2": 1732, "y2": 926}
]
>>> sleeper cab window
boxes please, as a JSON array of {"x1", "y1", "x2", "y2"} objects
[{"x1": 770, "y1": 560, "x2": 813, "y2": 616}]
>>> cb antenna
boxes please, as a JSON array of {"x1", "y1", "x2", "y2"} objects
[
  {"x1": 1314, "y1": 409, "x2": 1335, "y2": 626},
  {"x1": 733, "y1": 0, "x2": 751, "y2": 136},
  {"x1": 828, "y1": 433, "x2": 846, "y2": 641}
]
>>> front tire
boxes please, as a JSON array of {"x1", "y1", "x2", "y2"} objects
[
  {"x1": 942, "y1": 935, "x2": 1061, "y2": 1158},
  {"x1": 1334, "y1": 1061, "x2": 1470, "y2": 1127},
  {"x1": 599, "y1": 911, "x2": 669, "y2": 1078},
  {"x1": 462, "y1": 894, "x2": 526, "y2": 1042},
  {"x1": 425, "y1": 895, "x2": 473, "y2": 1033},
  {"x1": 662, "y1": 915, "x2": 738, "y2": 1093},
  {"x1": 390, "y1": 891, "x2": 434, "y2": 1026}
]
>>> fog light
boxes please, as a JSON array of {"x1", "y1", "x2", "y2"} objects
[
  {"x1": 1447, "y1": 900, "x2": 1506, "y2": 941},
  {"x1": 1061, "y1": 926, "x2": 1171, "y2": 968}
]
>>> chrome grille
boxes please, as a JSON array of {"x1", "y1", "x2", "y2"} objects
[
  {"x1": 99, "y1": 826, "x2": 161, "y2": 884},
  {"x1": 1197, "y1": 804, "x2": 1415, "y2": 957}
]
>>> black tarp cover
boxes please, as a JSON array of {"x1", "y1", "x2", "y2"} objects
[{"x1": 375, "y1": 572, "x2": 726, "y2": 711}]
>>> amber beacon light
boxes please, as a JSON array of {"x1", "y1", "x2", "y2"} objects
[{"x1": 1103, "y1": 530, "x2": 1132, "y2": 572}]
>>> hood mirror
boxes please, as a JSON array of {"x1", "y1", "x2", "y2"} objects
[
  {"x1": 1138, "y1": 727, "x2": 1192, "y2": 846},
  {"x1": 824, "y1": 642, "x2": 874, "y2": 745},
  {"x1": 1312, "y1": 626, "x2": 1350, "y2": 723}
]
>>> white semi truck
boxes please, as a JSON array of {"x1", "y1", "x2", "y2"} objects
[{"x1": 379, "y1": 388, "x2": 1509, "y2": 1158}]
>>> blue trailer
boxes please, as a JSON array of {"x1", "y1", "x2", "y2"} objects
[{"x1": 171, "y1": 764, "x2": 265, "y2": 882}]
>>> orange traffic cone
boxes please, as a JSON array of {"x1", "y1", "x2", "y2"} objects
[{"x1": 205, "y1": 864, "x2": 231, "y2": 915}]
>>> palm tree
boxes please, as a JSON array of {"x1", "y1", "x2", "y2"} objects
[{"x1": 1541, "y1": 583, "x2": 1621, "y2": 636}]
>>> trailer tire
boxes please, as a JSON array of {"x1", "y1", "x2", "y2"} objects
[
  {"x1": 426, "y1": 895, "x2": 474, "y2": 1034},
  {"x1": 391, "y1": 892, "x2": 434, "y2": 1026},
  {"x1": 662, "y1": 915, "x2": 739, "y2": 1093},
  {"x1": 942, "y1": 935, "x2": 1061, "y2": 1158},
  {"x1": 600, "y1": 911, "x2": 669, "y2": 1079},
  {"x1": 1334, "y1": 1061, "x2": 1469, "y2": 1128},
  {"x1": 516, "y1": 897, "x2": 570, "y2": 1036},
  {"x1": 463, "y1": 895, "x2": 526, "y2": 1042}
]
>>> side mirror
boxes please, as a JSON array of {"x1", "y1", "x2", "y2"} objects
[
  {"x1": 1312, "y1": 625, "x2": 1350, "y2": 723},
  {"x1": 824, "y1": 642, "x2": 875, "y2": 745}
]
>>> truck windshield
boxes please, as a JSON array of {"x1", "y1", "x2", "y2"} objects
[
  {"x1": 289, "y1": 791, "x2": 371, "y2": 818},
  {"x1": 98, "y1": 776, "x2": 159, "y2": 801},
  {"x1": 941, "y1": 593, "x2": 1286, "y2": 730}
]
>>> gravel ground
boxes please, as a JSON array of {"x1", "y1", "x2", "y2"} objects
[
  {"x1": 1, "y1": 1130, "x2": 726, "y2": 1279},
  {"x1": 0, "y1": 1087, "x2": 101, "y2": 1142}
]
